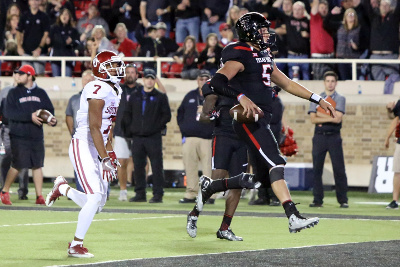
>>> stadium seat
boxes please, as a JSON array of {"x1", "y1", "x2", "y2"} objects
[
  {"x1": 161, "y1": 62, "x2": 170, "y2": 77},
  {"x1": 45, "y1": 62, "x2": 52, "y2": 77},
  {"x1": 196, "y1": 43, "x2": 206, "y2": 52},
  {"x1": 167, "y1": 63, "x2": 183, "y2": 78},
  {"x1": 1, "y1": 62, "x2": 13, "y2": 76},
  {"x1": 73, "y1": 61, "x2": 83, "y2": 77}
]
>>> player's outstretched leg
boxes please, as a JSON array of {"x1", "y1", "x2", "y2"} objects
[
  {"x1": 196, "y1": 173, "x2": 259, "y2": 212},
  {"x1": 45, "y1": 176, "x2": 68, "y2": 207}
]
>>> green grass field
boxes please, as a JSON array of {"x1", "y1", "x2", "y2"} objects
[{"x1": 1, "y1": 184, "x2": 400, "y2": 267}]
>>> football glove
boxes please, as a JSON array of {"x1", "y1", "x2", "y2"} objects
[
  {"x1": 100, "y1": 157, "x2": 117, "y2": 182},
  {"x1": 107, "y1": 150, "x2": 121, "y2": 168}
]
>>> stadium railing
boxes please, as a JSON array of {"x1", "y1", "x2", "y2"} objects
[{"x1": 0, "y1": 55, "x2": 399, "y2": 81}]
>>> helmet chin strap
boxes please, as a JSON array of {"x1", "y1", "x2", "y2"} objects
[{"x1": 109, "y1": 76, "x2": 121, "y2": 83}]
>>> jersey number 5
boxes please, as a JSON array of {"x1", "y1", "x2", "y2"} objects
[{"x1": 262, "y1": 64, "x2": 272, "y2": 86}]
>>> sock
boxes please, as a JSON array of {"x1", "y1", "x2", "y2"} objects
[
  {"x1": 65, "y1": 186, "x2": 88, "y2": 208},
  {"x1": 70, "y1": 240, "x2": 83, "y2": 247},
  {"x1": 189, "y1": 206, "x2": 200, "y2": 217},
  {"x1": 282, "y1": 200, "x2": 297, "y2": 218},
  {"x1": 74, "y1": 193, "x2": 102, "y2": 240},
  {"x1": 220, "y1": 214, "x2": 233, "y2": 231}
]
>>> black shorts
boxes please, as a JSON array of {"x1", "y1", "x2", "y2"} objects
[
  {"x1": 233, "y1": 118, "x2": 286, "y2": 184},
  {"x1": 10, "y1": 137, "x2": 44, "y2": 169},
  {"x1": 212, "y1": 135, "x2": 248, "y2": 176}
]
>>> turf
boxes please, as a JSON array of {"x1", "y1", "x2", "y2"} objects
[{"x1": 0, "y1": 184, "x2": 399, "y2": 267}]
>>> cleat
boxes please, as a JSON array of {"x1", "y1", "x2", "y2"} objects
[
  {"x1": 340, "y1": 203, "x2": 349, "y2": 208},
  {"x1": 186, "y1": 214, "x2": 198, "y2": 238},
  {"x1": 118, "y1": 190, "x2": 128, "y2": 201},
  {"x1": 68, "y1": 243, "x2": 94, "y2": 258},
  {"x1": 45, "y1": 176, "x2": 68, "y2": 207},
  {"x1": 196, "y1": 175, "x2": 214, "y2": 212},
  {"x1": 288, "y1": 212, "x2": 319, "y2": 233},
  {"x1": 386, "y1": 200, "x2": 399, "y2": 209},
  {"x1": 0, "y1": 191, "x2": 12, "y2": 205},
  {"x1": 216, "y1": 228, "x2": 243, "y2": 241},
  {"x1": 36, "y1": 195, "x2": 46, "y2": 205},
  {"x1": 238, "y1": 172, "x2": 260, "y2": 189}
]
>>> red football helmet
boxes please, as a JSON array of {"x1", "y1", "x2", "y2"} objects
[{"x1": 92, "y1": 50, "x2": 126, "y2": 83}]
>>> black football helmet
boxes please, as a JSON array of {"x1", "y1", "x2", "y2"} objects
[{"x1": 236, "y1": 12, "x2": 275, "y2": 51}]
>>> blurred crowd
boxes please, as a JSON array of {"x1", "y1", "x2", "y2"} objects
[{"x1": 0, "y1": 0, "x2": 399, "y2": 81}]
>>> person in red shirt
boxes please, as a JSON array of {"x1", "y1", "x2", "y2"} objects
[
  {"x1": 310, "y1": 0, "x2": 335, "y2": 80},
  {"x1": 111, "y1": 22, "x2": 138, "y2": 57}
]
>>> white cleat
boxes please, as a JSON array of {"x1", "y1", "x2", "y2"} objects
[
  {"x1": 118, "y1": 190, "x2": 128, "y2": 201},
  {"x1": 186, "y1": 214, "x2": 198, "y2": 238},
  {"x1": 288, "y1": 213, "x2": 319, "y2": 233},
  {"x1": 45, "y1": 176, "x2": 68, "y2": 207}
]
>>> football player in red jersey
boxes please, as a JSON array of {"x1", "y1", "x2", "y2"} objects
[
  {"x1": 45, "y1": 51, "x2": 125, "y2": 258},
  {"x1": 191, "y1": 12, "x2": 336, "y2": 234}
]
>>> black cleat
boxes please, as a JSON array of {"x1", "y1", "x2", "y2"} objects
[
  {"x1": 216, "y1": 228, "x2": 243, "y2": 241},
  {"x1": 386, "y1": 200, "x2": 398, "y2": 209}
]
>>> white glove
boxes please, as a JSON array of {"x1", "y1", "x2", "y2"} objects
[{"x1": 100, "y1": 157, "x2": 117, "y2": 182}]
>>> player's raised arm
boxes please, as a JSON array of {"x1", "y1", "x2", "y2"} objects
[{"x1": 271, "y1": 63, "x2": 337, "y2": 118}]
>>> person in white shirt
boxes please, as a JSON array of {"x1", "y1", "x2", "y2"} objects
[{"x1": 45, "y1": 50, "x2": 126, "y2": 258}]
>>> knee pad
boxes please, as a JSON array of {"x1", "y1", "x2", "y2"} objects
[{"x1": 269, "y1": 166, "x2": 284, "y2": 184}]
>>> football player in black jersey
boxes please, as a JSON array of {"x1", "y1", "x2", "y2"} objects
[
  {"x1": 192, "y1": 12, "x2": 336, "y2": 234},
  {"x1": 186, "y1": 83, "x2": 248, "y2": 241}
]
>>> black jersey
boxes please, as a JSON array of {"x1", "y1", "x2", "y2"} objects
[
  {"x1": 213, "y1": 96, "x2": 238, "y2": 139},
  {"x1": 221, "y1": 41, "x2": 274, "y2": 114}
]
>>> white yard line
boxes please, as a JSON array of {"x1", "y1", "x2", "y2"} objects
[{"x1": 0, "y1": 215, "x2": 183, "y2": 228}]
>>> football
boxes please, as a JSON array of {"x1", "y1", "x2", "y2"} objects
[
  {"x1": 229, "y1": 104, "x2": 264, "y2": 123},
  {"x1": 36, "y1": 109, "x2": 54, "y2": 123}
]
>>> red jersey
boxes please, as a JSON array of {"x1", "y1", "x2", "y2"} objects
[{"x1": 310, "y1": 13, "x2": 334, "y2": 55}]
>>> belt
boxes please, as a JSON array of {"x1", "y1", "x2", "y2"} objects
[
  {"x1": 311, "y1": 53, "x2": 334, "y2": 58},
  {"x1": 288, "y1": 51, "x2": 307, "y2": 56},
  {"x1": 316, "y1": 132, "x2": 339, "y2": 135}
]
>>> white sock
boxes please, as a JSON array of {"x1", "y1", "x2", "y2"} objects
[
  {"x1": 74, "y1": 193, "x2": 102, "y2": 240},
  {"x1": 70, "y1": 240, "x2": 83, "y2": 247},
  {"x1": 66, "y1": 187, "x2": 87, "y2": 208}
]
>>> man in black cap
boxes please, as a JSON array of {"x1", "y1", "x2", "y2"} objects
[
  {"x1": 122, "y1": 68, "x2": 171, "y2": 203},
  {"x1": 177, "y1": 70, "x2": 214, "y2": 203}
]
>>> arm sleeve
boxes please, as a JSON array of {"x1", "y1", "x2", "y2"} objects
[
  {"x1": 308, "y1": 102, "x2": 317, "y2": 114},
  {"x1": 65, "y1": 97, "x2": 74, "y2": 116},
  {"x1": 335, "y1": 95, "x2": 346, "y2": 114}
]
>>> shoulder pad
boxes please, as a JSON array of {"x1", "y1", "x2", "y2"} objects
[
  {"x1": 221, "y1": 42, "x2": 253, "y2": 64},
  {"x1": 84, "y1": 81, "x2": 112, "y2": 100}
]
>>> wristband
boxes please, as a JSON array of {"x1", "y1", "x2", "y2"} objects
[
  {"x1": 309, "y1": 93, "x2": 322, "y2": 104},
  {"x1": 237, "y1": 93, "x2": 245, "y2": 102}
]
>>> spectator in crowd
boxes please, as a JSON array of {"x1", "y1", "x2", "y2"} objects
[
  {"x1": 177, "y1": 70, "x2": 214, "y2": 204},
  {"x1": 365, "y1": 0, "x2": 400, "y2": 81},
  {"x1": 323, "y1": 0, "x2": 353, "y2": 45},
  {"x1": 384, "y1": 99, "x2": 400, "y2": 209},
  {"x1": 273, "y1": 0, "x2": 292, "y2": 76},
  {"x1": 352, "y1": 0, "x2": 370, "y2": 56},
  {"x1": 77, "y1": 4, "x2": 110, "y2": 42},
  {"x1": 46, "y1": 0, "x2": 76, "y2": 25},
  {"x1": 112, "y1": 0, "x2": 141, "y2": 42},
  {"x1": 97, "y1": 0, "x2": 117, "y2": 32},
  {"x1": 45, "y1": 51, "x2": 125, "y2": 258},
  {"x1": 48, "y1": 8, "x2": 81, "y2": 77},
  {"x1": 197, "y1": 33, "x2": 223, "y2": 75},
  {"x1": 254, "y1": 0, "x2": 284, "y2": 21},
  {"x1": 136, "y1": 24, "x2": 166, "y2": 69},
  {"x1": 0, "y1": 65, "x2": 57, "y2": 205},
  {"x1": 16, "y1": 0, "x2": 50, "y2": 76},
  {"x1": 65, "y1": 70, "x2": 94, "y2": 192},
  {"x1": 111, "y1": 23, "x2": 138, "y2": 57},
  {"x1": 0, "y1": 71, "x2": 29, "y2": 200},
  {"x1": 239, "y1": 7, "x2": 250, "y2": 17},
  {"x1": 199, "y1": 0, "x2": 230, "y2": 41},
  {"x1": 172, "y1": 0, "x2": 201, "y2": 43},
  {"x1": 4, "y1": 14, "x2": 19, "y2": 55},
  {"x1": 227, "y1": 5, "x2": 240, "y2": 38},
  {"x1": 122, "y1": 68, "x2": 171, "y2": 203},
  {"x1": 310, "y1": 0, "x2": 335, "y2": 80},
  {"x1": 82, "y1": 37, "x2": 95, "y2": 71},
  {"x1": 173, "y1": 35, "x2": 199, "y2": 80},
  {"x1": 219, "y1": 23, "x2": 235, "y2": 47},
  {"x1": 91, "y1": 25, "x2": 117, "y2": 55},
  {"x1": 140, "y1": 0, "x2": 172, "y2": 37},
  {"x1": 336, "y1": 8, "x2": 361, "y2": 80},
  {"x1": 308, "y1": 71, "x2": 348, "y2": 208},
  {"x1": 113, "y1": 64, "x2": 143, "y2": 201},
  {"x1": 275, "y1": 1, "x2": 310, "y2": 80},
  {"x1": 156, "y1": 21, "x2": 179, "y2": 56}
]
